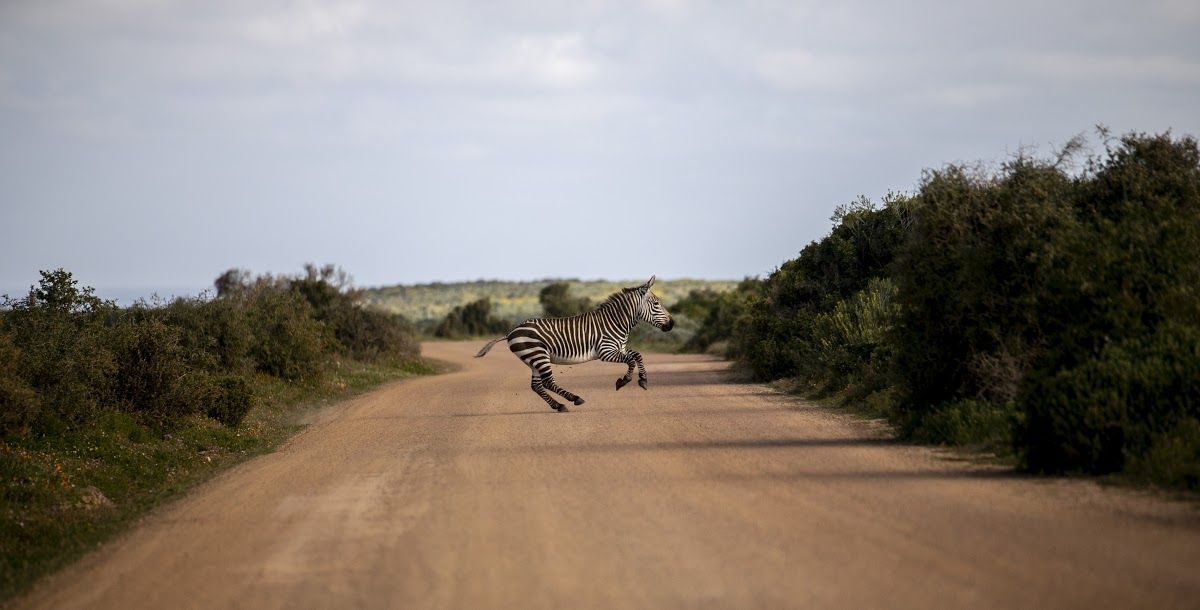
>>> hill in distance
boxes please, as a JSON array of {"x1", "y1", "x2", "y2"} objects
[{"x1": 362, "y1": 278, "x2": 739, "y2": 325}]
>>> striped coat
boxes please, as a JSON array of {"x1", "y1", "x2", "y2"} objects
[{"x1": 476, "y1": 276, "x2": 674, "y2": 411}]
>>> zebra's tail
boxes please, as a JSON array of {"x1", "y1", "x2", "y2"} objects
[{"x1": 475, "y1": 336, "x2": 506, "y2": 358}]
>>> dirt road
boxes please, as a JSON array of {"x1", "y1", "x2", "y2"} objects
[{"x1": 18, "y1": 341, "x2": 1200, "y2": 609}]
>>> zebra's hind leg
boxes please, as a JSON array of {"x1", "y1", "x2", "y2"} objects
[
  {"x1": 542, "y1": 375, "x2": 585, "y2": 406},
  {"x1": 531, "y1": 374, "x2": 568, "y2": 412}
]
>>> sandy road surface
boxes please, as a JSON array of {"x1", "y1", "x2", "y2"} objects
[{"x1": 17, "y1": 341, "x2": 1200, "y2": 609}]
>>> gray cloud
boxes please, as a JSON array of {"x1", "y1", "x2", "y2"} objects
[{"x1": 1, "y1": 0, "x2": 1198, "y2": 295}]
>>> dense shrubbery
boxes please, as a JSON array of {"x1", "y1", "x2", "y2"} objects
[
  {"x1": 728, "y1": 195, "x2": 910, "y2": 385},
  {"x1": 674, "y1": 281, "x2": 760, "y2": 354},
  {"x1": 689, "y1": 130, "x2": 1200, "y2": 488},
  {"x1": 539, "y1": 282, "x2": 592, "y2": 318},
  {"x1": 1, "y1": 265, "x2": 425, "y2": 599},
  {"x1": 433, "y1": 298, "x2": 512, "y2": 338},
  {"x1": 0, "y1": 265, "x2": 419, "y2": 437}
]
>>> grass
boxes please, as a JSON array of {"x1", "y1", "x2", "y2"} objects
[
  {"x1": 0, "y1": 357, "x2": 440, "y2": 603},
  {"x1": 363, "y1": 278, "x2": 739, "y2": 326}
]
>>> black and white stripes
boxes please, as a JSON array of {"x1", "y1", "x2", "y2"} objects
[{"x1": 475, "y1": 276, "x2": 674, "y2": 412}]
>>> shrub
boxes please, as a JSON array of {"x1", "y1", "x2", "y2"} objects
[
  {"x1": 677, "y1": 281, "x2": 759, "y2": 355},
  {"x1": 243, "y1": 285, "x2": 328, "y2": 382},
  {"x1": 1126, "y1": 418, "x2": 1200, "y2": 490},
  {"x1": 108, "y1": 311, "x2": 198, "y2": 423},
  {"x1": 328, "y1": 306, "x2": 418, "y2": 362},
  {"x1": 206, "y1": 375, "x2": 254, "y2": 427},
  {"x1": 1019, "y1": 322, "x2": 1200, "y2": 474},
  {"x1": 290, "y1": 264, "x2": 418, "y2": 362},
  {"x1": 889, "y1": 159, "x2": 1076, "y2": 428},
  {"x1": 905, "y1": 399, "x2": 1017, "y2": 449},
  {"x1": 1013, "y1": 134, "x2": 1200, "y2": 475},
  {"x1": 539, "y1": 282, "x2": 591, "y2": 318},
  {"x1": 1, "y1": 264, "x2": 428, "y2": 436},
  {"x1": 0, "y1": 331, "x2": 38, "y2": 436},
  {"x1": 162, "y1": 296, "x2": 253, "y2": 374},
  {"x1": 730, "y1": 195, "x2": 910, "y2": 381},
  {"x1": 434, "y1": 298, "x2": 511, "y2": 338},
  {"x1": 1, "y1": 270, "x2": 118, "y2": 432},
  {"x1": 810, "y1": 277, "x2": 898, "y2": 391}
]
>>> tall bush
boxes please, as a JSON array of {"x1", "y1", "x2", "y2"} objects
[
  {"x1": 0, "y1": 331, "x2": 38, "y2": 435},
  {"x1": 162, "y1": 296, "x2": 253, "y2": 374},
  {"x1": 539, "y1": 282, "x2": 592, "y2": 318},
  {"x1": 677, "y1": 282, "x2": 759, "y2": 354},
  {"x1": 1, "y1": 270, "x2": 118, "y2": 432},
  {"x1": 889, "y1": 160, "x2": 1076, "y2": 436},
  {"x1": 290, "y1": 264, "x2": 418, "y2": 362},
  {"x1": 243, "y1": 284, "x2": 328, "y2": 381},
  {"x1": 1017, "y1": 133, "x2": 1200, "y2": 474},
  {"x1": 732, "y1": 195, "x2": 910, "y2": 383},
  {"x1": 434, "y1": 298, "x2": 511, "y2": 338}
]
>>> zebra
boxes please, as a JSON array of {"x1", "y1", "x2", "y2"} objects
[{"x1": 475, "y1": 276, "x2": 675, "y2": 412}]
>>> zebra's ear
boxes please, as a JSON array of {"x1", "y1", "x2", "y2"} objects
[{"x1": 641, "y1": 275, "x2": 656, "y2": 292}]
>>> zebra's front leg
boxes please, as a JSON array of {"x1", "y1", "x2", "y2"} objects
[
  {"x1": 627, "y1": 348, "x2": 649, "y2": 389},
  {"x1": 598, "y1": 347, "x2": 637, "y2": 391}
]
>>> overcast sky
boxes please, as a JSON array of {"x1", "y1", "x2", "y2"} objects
[{"x1": 2, "y1": 0, "x2": 1198, "y2": 297}]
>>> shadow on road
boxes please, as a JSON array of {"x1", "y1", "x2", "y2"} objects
[
  {"x1": 479, "y1": 437, "x2": 898, "y2": 453},
  {"x1": 721, "y1": 468, "x2": 1019, "y2": 481},
  {"x1": 643, "y1": 369, "x2": 740, "y2": 387}
]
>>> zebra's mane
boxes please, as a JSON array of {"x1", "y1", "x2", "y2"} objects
[{"x1": 596, "y1": 286, "x2": 643, "y2": 311}]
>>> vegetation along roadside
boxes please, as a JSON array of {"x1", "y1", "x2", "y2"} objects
[
  {"x1": 677, "y1": 129, "x2": 1200, "y2": 492},
  {"x1": 0, "y1": 264, "x2": 439, "y2": 602}
]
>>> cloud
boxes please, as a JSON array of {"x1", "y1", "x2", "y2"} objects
[
  {"x1": 2, "y1": 0, "x2": 1199, "y2": 288},
  {"x1": 1024, "y1": 53, "x2": 1200, "y2": 86}
]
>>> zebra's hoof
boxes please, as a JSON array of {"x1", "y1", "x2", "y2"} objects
[
  {"x1": 554, "y1": 404, "x2": 569, "y2": 412},
  {"x1": 638, "y1": 378, "x2": 648, "y2": 390},
  {"x1": 615, "y1": 378, "x2": 630, "y2": 391},
  {"x1": 573, "y1": 397, "x2": 585, "y2": 406}
]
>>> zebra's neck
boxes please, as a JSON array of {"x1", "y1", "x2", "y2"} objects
[{"x1": 592, "y1": 290, "x2": 640, "y2": 336}]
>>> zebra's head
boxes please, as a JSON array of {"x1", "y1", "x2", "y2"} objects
[{"x1": 635, "y1": 276, "x2": 675, "y2": 332}]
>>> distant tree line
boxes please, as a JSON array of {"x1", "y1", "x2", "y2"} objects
[
  {"x1": 680, "y1": 130, "x2": 1200, "y2": 489},
  {"x1": 433, "y1": 281, "x2": 594, "y2": 338}
]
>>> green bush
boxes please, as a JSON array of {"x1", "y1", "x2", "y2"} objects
[
  {"x1": 434, "y1": 298, "x2": 511, "y2": 338},
  {"x1": 1013, "y1": 134, "x2": 1200, "y2": 475},
  {"x1": 206, "y1": 375, "x2": 254, "y2": 427},
  {"x1": 290, "y1": 264, "x2": 418, "y2": 362},
  {"x1": 687, "y1": 130, "x2": 1200, "y2": 486},
  {"x1": 730, "y1": 195, "x2": 910, "y2": 382},
  {"x1": 677, "y1": 282, "x2": 759, "y2": 354},
  {"x1": 539, "y1": 282, "x2": 592, "y2": 318},
  {"x1": 810, "y1": 278, "x2": 898, "y2": 388},
  {"x1": 1126, "y1": 418, "x2": 1200, "y2": 490},
  {"x1": 0, "y1": 331, "x2": 38, "y2": 435},
  {"x1": 890, "y1": 159, "x2": 1075, "y2": 427},
  {"x1": 1, "y1": 264, "x2": 427, "y2": 438},
  {"x1": 328, "y1": 306, "x2": 418, "y2": 362},
  {"x1": 243, "y1": 284, "x2": 328, "y2": 381},
  {"x1": 162, "y1": 296, "x2": 253, "y2": 374},
  {"x1": 1, "y1": 270, "x2": 118, "y2": 433},
  {"x1": 2, "y1": 264, "x2": 436, "y2": 600},
  {"x1": 1019, "y1": 322, "x2": 1200, "y2": 474},
  {"x1": 108, "y1": 312, "x2": 198, "y2": 423},
  {"x1": 905, "y1": 399, "x2": 1017, "y2": 448}
]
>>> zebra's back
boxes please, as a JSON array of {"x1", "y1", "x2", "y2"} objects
[{"x1": 507, "y1": 314, "x2": 605, "y2": 365}]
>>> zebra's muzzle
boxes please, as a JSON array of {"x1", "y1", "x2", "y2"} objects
[{"x1": 662, "y1": 318, "x2": 674, "y2": 332}]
